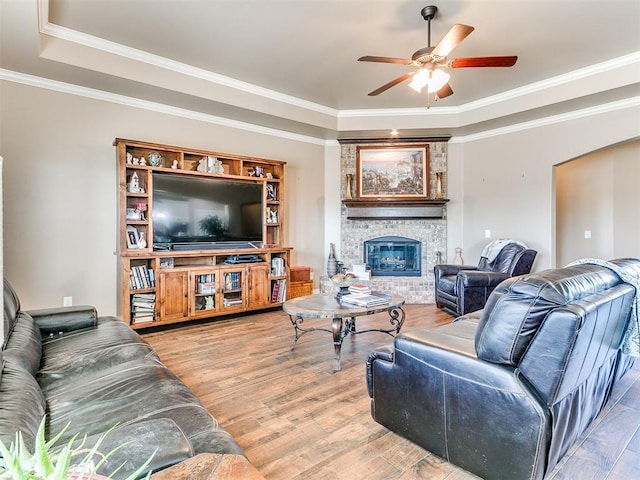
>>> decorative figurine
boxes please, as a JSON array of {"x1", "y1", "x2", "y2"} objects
[
  {"x1": 205, "y1": 296, "x2": 214, "y2": 310},
  {"x1": 137, "y1": 232, "x2": 147, "y2": 249},
  {"x1": 127, "y1": 172, "x2": 141, "y2": 193},
  {"x1": 126, "y1": 152, "x2": 133, "y2": 164},
  {"x1": 267, "y1": 184, "x2": 277, "y2": 200},
  {"x1": 171, "y1": 160, "x2": 178, "y2": 169}
]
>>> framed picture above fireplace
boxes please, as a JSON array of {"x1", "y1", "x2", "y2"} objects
[{"x1": 356, "y1": 145, "x2": 429, "y2": 199}]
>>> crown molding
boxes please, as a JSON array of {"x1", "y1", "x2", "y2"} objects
[
  {"x1": 449, "y1": 96, "x2": 640, "y2": 144},
  {"x1": 0, "y1": 69, "x2": 327, "y2": 146}
]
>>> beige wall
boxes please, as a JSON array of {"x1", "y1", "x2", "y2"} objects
[
  {"x1": 556, "y1": 140, "x2": 640, "y2": 266},
  {"x1": 1, "y1": 81, "x2": 326, "y2": 314},
  {"x1": 449, "y1": 107, "x2": 640, "y2": 271}
]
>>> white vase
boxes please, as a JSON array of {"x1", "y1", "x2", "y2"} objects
[{"x1": 453, "y1": 247, "x2": 463, "y2": 265}]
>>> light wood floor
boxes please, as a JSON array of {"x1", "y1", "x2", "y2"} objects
[{"x1": 142, "y1": 305, "x2": 640, "y2": 480}]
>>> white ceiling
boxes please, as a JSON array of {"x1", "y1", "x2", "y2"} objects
[{"x1": 2, "y1": 0, "x2": 639, "y2": 140}]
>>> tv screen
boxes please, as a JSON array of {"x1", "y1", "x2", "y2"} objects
[{"x1": 152, "y1": 172, "x2": 264, "y2": 247}]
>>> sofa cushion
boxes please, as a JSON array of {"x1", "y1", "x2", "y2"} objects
[
  {"x1": 0, "y1": 362, "x2": 46, "y2": 449},
  {"x1": 86, "y1": 418, "x2": 194, "y2": 479},
  {"x1": 44, "y1": 357, "x2": 243, "y2": 457},
  {"x1": 475, "y1": 264, "x2": 622, "y2": 366},
  {"x1": 437, "y1": 275, "x2": 456, "y2": 295},
  {"x1": 39, "y1": 316, "x2": 158, "y2": 392}
]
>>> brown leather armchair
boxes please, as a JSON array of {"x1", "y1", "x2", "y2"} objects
[{"x1": 434, "y1": 242, "x2": 537, "y2": 315}]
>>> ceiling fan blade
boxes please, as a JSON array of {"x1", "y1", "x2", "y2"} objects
[
  {"x1": 358, "y1": 56, "x2": 413, "y2": 65},
  {"x1": 436, "y1": 83, "x2": 454, "y2": 99},
  {"x1": 449, "y1": 56, "x2": 518, "y2": 68},
  {"x1": 432, "y1": 24, "x2": 475, "y2": 57},
  {"x1": 367, "y1": 72, "x2": 415, "y2": 96}
]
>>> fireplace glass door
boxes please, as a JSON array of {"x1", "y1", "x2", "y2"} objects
[{"x1": 364, "y1": 236, "x2": 421, "y2": 277}]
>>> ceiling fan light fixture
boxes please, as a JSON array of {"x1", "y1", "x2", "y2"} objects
[
  {"x1": 409, "y1": 67, "x2": 450, "y2": 93},
  {"x1": 409, "y1": 68, "x2": 430, "y2": 92},
  {"x1": 426, "y1": 68, "x2": 450, "y2": 93}
]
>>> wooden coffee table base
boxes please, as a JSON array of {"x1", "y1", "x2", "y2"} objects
[{"x1": 283, "y1": 293, "x2": 406, "y2": 372}]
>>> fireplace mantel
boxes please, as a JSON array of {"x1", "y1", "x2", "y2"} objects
[{"x1": 342, "y1": 198, "x2": 449, "y2": 220}]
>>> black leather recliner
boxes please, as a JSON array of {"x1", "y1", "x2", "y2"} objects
[
  {"x1": 368, "y1": 258, "x2": 639, "y2": 480},
  {"x1": 434, "y1": 241, "x2": 537, "y2": 315}
]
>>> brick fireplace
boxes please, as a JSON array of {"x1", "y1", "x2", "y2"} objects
[{"x1": 337, "y1": 141, "x2": 448, "y2": 304}]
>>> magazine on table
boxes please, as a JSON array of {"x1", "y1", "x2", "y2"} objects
[{"x1": 340, "y1": 292, "x2": 390, "y2": 307}]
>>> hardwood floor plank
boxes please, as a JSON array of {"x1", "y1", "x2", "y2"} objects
[{"x1": 142, "y1": 305, "x2": 640, "y2": 480}]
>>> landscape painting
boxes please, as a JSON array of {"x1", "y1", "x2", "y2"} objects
[{"x1": 356, "y1": 146, "x2": 429, "y2": 198}]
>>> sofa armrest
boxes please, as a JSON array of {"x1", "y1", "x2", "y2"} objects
[
  {"x1": 434, "y1": 264, "x2": 477, "y2": 278},
  {"x1": 27, "y1": 305, "x2": 97, "y2": 336},
  {"x1": 509, "y1": 249, "x2": 538, "y2": 276},
  {"x1": 366, "y1": 345, "x2": 394, "y2": 397},
  {"x1": 457, "y1": 270, "x2": 510, "y2": 288}
]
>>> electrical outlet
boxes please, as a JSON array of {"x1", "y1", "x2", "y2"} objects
[
  {"x1": 63, "y1": 296, "x2": 72, "y2": 306},
  {"x1": 485, "y1": 229, "x2": 491, "y2": 238},
  {"x1": 584, "y1": 230, "x2": 592, "y2": 239}
]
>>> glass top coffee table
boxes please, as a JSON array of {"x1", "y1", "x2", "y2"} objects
[{"x1": 282, "y1": 292, "x2": 406, "y2": 372}]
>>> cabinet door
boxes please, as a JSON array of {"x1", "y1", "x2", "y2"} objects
[
  {"x1": 247, "y1": 264, "x2": 271, "y2": 309},
  {"x1": 158, "y1": 270, "x2": 189, "y2": 322},
  {"x1": 220, "y1": 268, "x2": 246, "y2": 313},
  {"x1": 190, "y1": 270, "x2": 219, "y2": 318}
]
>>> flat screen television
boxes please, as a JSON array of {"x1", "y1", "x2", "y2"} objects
[{"x1": 152, "y1": 172, "x2": 264, "y2": 249}]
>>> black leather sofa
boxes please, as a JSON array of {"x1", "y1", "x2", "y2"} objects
[
  {"x1": 0, "y1": 279, "x2": 248, "y2": 479},
  {"x1": 368, "y1": 258, "x2": 639, "y2": 480}
]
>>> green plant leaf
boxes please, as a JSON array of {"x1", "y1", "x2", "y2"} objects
[
  {"x1": 0, "y1": 416, "x2": 157, "y2": 480},
  {"x1": 33, "y1": 417, "x2": 54, "y2": 477}
]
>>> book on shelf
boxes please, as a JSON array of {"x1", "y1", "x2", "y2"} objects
[
  {"x1": 271, "y1": 281, "x2": 280, "y2": 303},
  {"x1": 340, "y1": 293, "x2": 390, "y2": 308},
  {"x1": 270, "y1": 279, "x2": 287, "y2": 303},
  {"x1": 223, "y1": 298, "x2": 243, "y2": 307},
  {"x1": 278, "y1": 280, "x2": 287, "y2": 302},
  {"x1": 271, "y1": 257, "x2": 286, "y2": 276},
  {"x1": 130, "y1": 266, "x2": 154, "y2": 290},
  {"x1": 131, "y1": 292, "x2": 155, "y2": 324},
  {"x1": 131, "y1": 315, "x2": 154, "y2": 324}
]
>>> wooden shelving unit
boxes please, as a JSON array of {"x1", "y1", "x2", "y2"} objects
[{"x1": 115, "y1": 138, "x2": 291, "y2": 329}]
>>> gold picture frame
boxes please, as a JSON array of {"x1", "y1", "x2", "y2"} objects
[{"x1": 356, "y1": 145, "x2": 429, "y2": 198}]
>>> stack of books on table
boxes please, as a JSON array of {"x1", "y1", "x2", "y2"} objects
[{"x1": 341, "y1": 292, "x2": 390, "y2": 308}]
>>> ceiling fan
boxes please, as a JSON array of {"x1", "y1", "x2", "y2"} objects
[{"x1": 358, "y1": 5, "x2": 517, "y2": 103}]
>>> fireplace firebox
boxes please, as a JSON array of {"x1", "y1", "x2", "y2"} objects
[{"x1": 364, "y1": 236, "x2": 421, "y2": 277}]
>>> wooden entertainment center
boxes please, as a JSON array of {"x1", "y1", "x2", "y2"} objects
[{"x1": 115, "y1": 138, "x2": 291, "y2": 329}]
